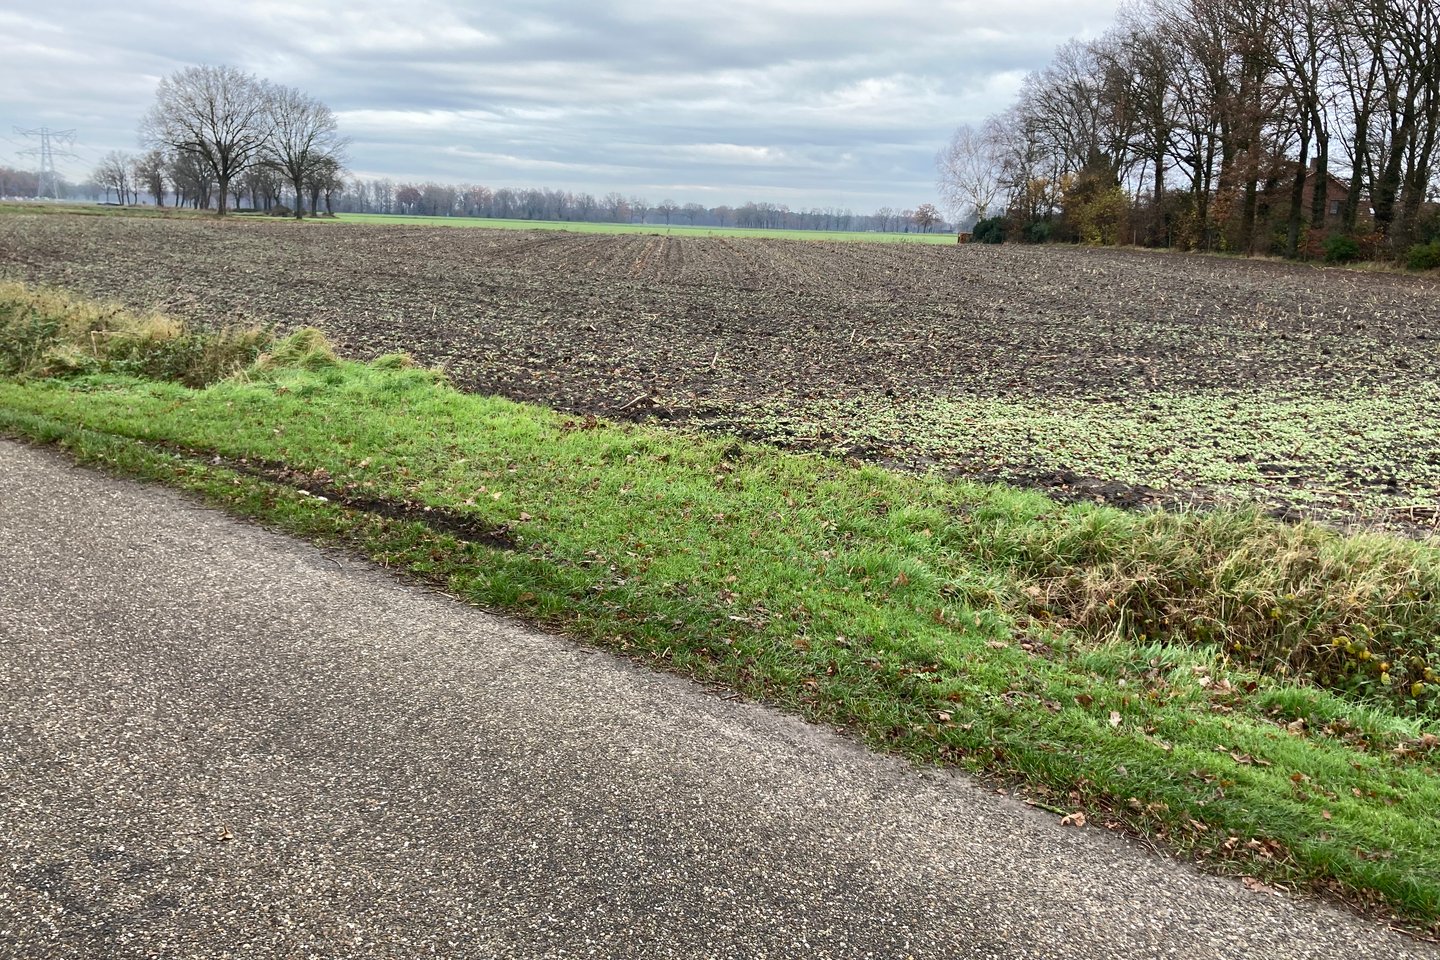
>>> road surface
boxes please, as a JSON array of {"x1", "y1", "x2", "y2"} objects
[{"x1": 0, "y1": 439, "x2": 1431, "y2": 959}]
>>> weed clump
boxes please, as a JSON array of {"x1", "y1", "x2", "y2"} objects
[
  {"x1": 0, "y1": 283, "x2": 270, "y2": 386},
  {"x1": 252, "y1": 327, "x2": 338, "y2": 372}
]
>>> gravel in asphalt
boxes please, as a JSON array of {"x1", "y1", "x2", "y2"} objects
[{"x1": 0, "y1": 439, "x2": 1433, "y2": 959}]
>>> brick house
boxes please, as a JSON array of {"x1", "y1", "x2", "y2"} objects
[{"x1": 1263, "y1": 158, "x2": 1370, "y2": 241}]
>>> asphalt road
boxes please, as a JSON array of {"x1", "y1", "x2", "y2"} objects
[{"x1": 0, "y1": 439, "x2": 1433, "y2": 959}]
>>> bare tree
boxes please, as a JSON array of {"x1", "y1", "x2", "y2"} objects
[
  {"x1": 93, "y1": 151, "x2": 133, "y2": 204},
  {"x1": 656, "y1": 198, "x2": 678, "y2": 224},
  {"x1": 306, "y1": 155, "x2": 346, "y2": 215},
  {"x1": 1365, "y1": 0, "x2": 1440, "y2": 244},
  {"x1": 133, "y1": 149, "x2": 167, "y2": 206},
  {"x1": 936, "y1": 124, "x2": 1002, "y2": 225},
  {"x1": 913, "y1": 203, "x2": 942, "y2": 232},
  {"x1": 1271, "y1": 0, "x2": 1337, "y2": 256},
  {"x1": 264, "y1": 83, "x2": 346, "y2": 219},
  {"x1": 166, "y1": 150, "x2": 213, "y2": 209},
  {"x1": 141, "y1": 65, "x2": 271, "y2": 216}
]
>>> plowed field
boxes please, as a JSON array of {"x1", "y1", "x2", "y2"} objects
[{"x1": 3, "y1": 213, "x2": 1438, "y2": 530}]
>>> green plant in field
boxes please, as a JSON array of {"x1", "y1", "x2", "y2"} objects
[{"x1": 750, "y1": 387, "x2": 1440, "y2": 535}]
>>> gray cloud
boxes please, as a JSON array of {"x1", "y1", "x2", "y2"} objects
[{"x1": 0, "y1": 1, "x2": 1119, "y2": 211}]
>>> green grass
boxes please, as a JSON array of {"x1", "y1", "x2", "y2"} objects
[
  {"x1": 0, "y1": 202, "x2": 957, "y2": 243},
  {"x1": 332, "y1": 212, "x2": 957, "y2": 243},
  {"x1": 3, "y1": 283, "x2": 1439, "y2": 929}
]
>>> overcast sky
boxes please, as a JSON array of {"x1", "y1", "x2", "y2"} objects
[{"x1": 1, "y1": 1, "x2": 1119, "y2": 211}]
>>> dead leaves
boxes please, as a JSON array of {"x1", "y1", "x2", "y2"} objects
[{"x1": 1242, "y1": 876, "x2": 1282, "y2": 896}]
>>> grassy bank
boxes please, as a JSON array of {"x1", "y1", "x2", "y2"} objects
[{"x1": 2, "y1": 283, "x2": 1438, "y2": 930}]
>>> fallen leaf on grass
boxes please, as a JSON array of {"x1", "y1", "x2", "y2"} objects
[
  {"x1": 1060, "y1": 811, "x2": 1087, "y2": 828},
  {"x1": 1109, "y1": 710, "x2": 1122, "y2": 728}
]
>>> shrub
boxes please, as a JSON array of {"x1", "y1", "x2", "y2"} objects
[
  {"x1": 1022, "y1": 220, "x2": 1053, "y2": 244},
  {"x1": 972, "y1": 216, "x2": 1006, "y2": 244},
  {"x1": 1323, "y1": 234, "x2": 1361, "y2": 264},
  {"x1": 1406, "y1": 240, "x2": 1440, "y2": 272},
  {"x1": 1414, "y1": 207, "x2": 1440, "y2": 245}
]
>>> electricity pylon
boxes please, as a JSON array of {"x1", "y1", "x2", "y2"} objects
[{"x1": 14, "y1": 126, "x2": 78, "y2": 199}]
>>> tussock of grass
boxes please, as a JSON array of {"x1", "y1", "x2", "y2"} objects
[
  {"x1": 0, "y1": 282, "x2": 271, "y2": 386},
  {"x1": 3, "y1": 282, "x2": 1439, "y2": 927},
  {"x1": 250, "y1": 328, "x2": 338, "y2": 373}
]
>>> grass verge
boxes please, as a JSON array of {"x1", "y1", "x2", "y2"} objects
[{"x1": 2, "y1": 283, "x2": 1438, "y2": 932}]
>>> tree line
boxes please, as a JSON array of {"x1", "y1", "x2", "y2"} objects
[
  {"x1": 938, "y1": 0, "x2": 1440, "y2": 260},
  {"x1": 337, "y1": 181, "x2": 945, "y2": 233},
  {"x1": 21, "y1": 60, "x2": 953, "y2": 234}
]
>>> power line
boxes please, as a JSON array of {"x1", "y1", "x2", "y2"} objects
[{"x1": 13, "y1": 126, "x2": 79, "y2": 199}]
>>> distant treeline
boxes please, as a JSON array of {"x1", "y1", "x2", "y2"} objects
[
  {"x1": 336, "y1": 180, "x2": 946, "y2": 233},
  {"x1": 938, "y1": 0, "x2": 1440, "y2": 262}
]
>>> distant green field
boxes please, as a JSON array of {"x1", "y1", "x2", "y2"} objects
[
  {"x1": 0, "y1": 204, "x2": 956, "y2": 244},
  {"x1": 333, "y1": 212, "x2": 956, "y2": 244}
]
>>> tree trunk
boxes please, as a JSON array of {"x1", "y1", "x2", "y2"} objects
[
  {"x1": 1308, "y1": 133, "x2": 1329, "y2": 236},
  {"x1": 1241, "y1": 172, "x2": 1260, "y2": 255},
  {"x1": 1372, "y1": 101, "x2": 1415, "y2": 239},
  {"x1": 1397, "y1": 116, "x2": 1438, "y2": 247},
  {"x1": 1286, "y1": 130, "x2": 1311, "y2": 258}
]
